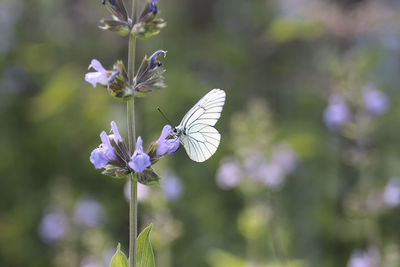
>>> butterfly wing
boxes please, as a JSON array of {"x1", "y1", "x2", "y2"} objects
[
  {"x1": 180, "y1": 124, "x2": 221, "y2": 162},
  {"x1": 179, "y1": 89, "x2": 226, "y2": 128},
  {"x1": 178, "y1": 89, "x2": 226, "y2": 162}
]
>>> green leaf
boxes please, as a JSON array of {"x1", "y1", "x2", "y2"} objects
[
  {"x1": 136, "y1": 224, "x2": 155, "y2": 267},
  {"x1": 110, "y1": 243, "x2": 128, "y2": 267},
  {"x1": 137, "y1": 168, "x2": 161, "y2": 185},
  {"x1": 102, "y1": 165, "x2": 130, "y2": 179}
]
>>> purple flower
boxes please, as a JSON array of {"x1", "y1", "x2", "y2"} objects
[
  {"x1": 89, "y1": 121, "x2": 121, "y2": 169},
  {"x1": 256, "y1": 162, "x2": 285, "y2": 189},
  {"x1": 347, "y1": 247, "x2": 380, "y2": 267},
  {"x1": 129, "y1": 136, "x2": 151, "y2": 172},
  {"x1": 155, "y1": 125, "x2": 180, "y2": 157},
  {"x1": 216, "y1": 157, "x2": 242, "y2": 190},
  {"x1": 383, "y1": 178, "x2": 400, "y2": 208},
  {"x1": 271, "y1": 142, "x2": 296, "y2": 173},
  {"x1": 85, "y1": 59, "x2": 109, "y2": 88},
  {"x1": 362, "y1": 84, "x2": 389, "y2": 115},
  {"x1": 149, "y1": 50, "x2": 167, "y2": 70},
  {"x1": 124, "y1": 179, "x2": 151, "y2": 202},
  {"x1": 73, "y1": 196, "x2": 104, "y2": 227},
  {"x1": 147, "y1": 0, "x2": 159, "y2": 15},
  {"x1": 81, "y1": 256, "x2": 102, "y2": 267},
  {"x1": 323, "y1": 94, "x2": 351, "y2": 130},
  {"x1": 38, "y1": 208, "x2": 69, "y2": 244},
  {"x1": 161, "y1": 172, "x2": 183, "y2": 201}
]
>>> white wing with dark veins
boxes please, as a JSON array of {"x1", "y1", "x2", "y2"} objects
[{"x1": 178, "y1": 89, "x2": 226, "y2": 162}]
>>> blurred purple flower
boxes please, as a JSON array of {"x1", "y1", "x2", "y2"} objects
[
  {"x1": 271, "y1": 142, "x2": 296, "y2": 173},
  {"x1": 102, "y1": 248, "x2": 115, "y2": 267},
  {"x1": 347, "y1": 247, "x2": 380, "y2": 267},
  {"x1": 216, "y1": 157, "x2": 242, "y2": 190},
  {"x1": 155, "y1": 125, "x2": 180, "y2": 157},
  {"x1": 323, "y1": 94, "x2": 351, "y2": 130},
  {"x1": 362, "y1": 84, "x2": 389, "y2": 115},
  {"x1": 73, "y1": 196, "x2": 104, "y2": 227},
  {"x1": 256, "y1": 162, "x2": 285, "y2": 189},
  {"x1": 81, "y1": 256, "x2": 102, "y2": 267},
  {"x1": 129, "y1": 136, "x2": 151, "y2": 172},
  {"x1": 124, "y1": 179, "x2": 151, "y2": 202},
  {"x1": 85, "y1": 59, "x2": 109, "y2": 88},
  {"x1": 0, "y1": 1, "x2": 22, "y2": 53},
  {"x1": 38, "y1": 208, "x2": 69, "y2": 244},
  {"x1": 244, "y1": 152, "x2": 266, "y2": 180},
  {"x1": 383, "y1": 178, "x2": 400, "y2": 208},
  {"x1": 161, "y1": 172, "x2": 183, "y2": 201},
  {"x1": 90, "y1": 122, "x2": 121, "y2": 169}
]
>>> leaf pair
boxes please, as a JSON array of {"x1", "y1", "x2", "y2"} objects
[{"x1": 110, "y1": 224, "x2": 155, "y2": 267}]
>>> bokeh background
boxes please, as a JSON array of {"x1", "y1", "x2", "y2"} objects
[{"x1": 1, "y1": 0, "x2": 400, "y2": 266}]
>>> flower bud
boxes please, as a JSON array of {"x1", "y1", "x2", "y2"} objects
[
  {"x1": 100, "y1": 0, "x2": 133, "y2": 36},
  {"x1": 99, "y1": 19, "x2": 131, "y2": 37},
  {"x1": 133, "y1": 50, "x2": 167, "y2": 97},
  {"x1": 132, "y1": 0, "x2": 166, "y2": 39}
]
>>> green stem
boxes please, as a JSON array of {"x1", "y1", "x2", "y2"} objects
[
  {"x1": 127, "y1": 1, "x2": 138, "y2": 267},
  {"x1": 267, "y1": 193, "x2": 286, "y2": 266}
]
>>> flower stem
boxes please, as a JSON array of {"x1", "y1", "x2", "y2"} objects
[{"x1": 127, "y1": 1, "x2": 138, "y2": 267}]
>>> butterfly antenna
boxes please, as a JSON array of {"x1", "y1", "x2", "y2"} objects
[{"x1": 157, "y1": 107, "x2": 173, "y2": 125}]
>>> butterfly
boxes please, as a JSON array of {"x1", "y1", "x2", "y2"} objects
[{"x1": 171, "y1": 89, "x2": 226, "y2": 162}]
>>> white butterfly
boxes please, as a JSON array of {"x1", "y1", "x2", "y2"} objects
[{"x1": 172, "y1": 89, "x2": 226, "y2": 162}]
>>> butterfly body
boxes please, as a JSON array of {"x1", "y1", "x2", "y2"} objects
[{"x1": 171, "y1": 89, "x2": 226, "y2": 162}]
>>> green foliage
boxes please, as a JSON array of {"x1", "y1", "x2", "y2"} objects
[
  {"x1": 110, "y1": 243, "x2": 128, "y2": 267},
  {"x1": 136, "y1": 224, "x2": 155, "y2": 267},
  {"x1": 2, "y1": 0, "x2": 400, "y2": 267}
]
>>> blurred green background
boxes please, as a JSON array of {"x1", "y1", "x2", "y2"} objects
[{"x1": 1, "y1": 0, "x2": 400, "y2": 266}]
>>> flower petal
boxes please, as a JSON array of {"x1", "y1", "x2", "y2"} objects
[
  {"x1": 136, "y1": 136, "x2": 144, "y2": 153},
  {"x1": 89, "y1": 59, "x2": 107, "y2": 74},
  {"x1": 149, "y1": 50, "x2": 167, "y2": 70},
  {"x1": 155, "y1": 125, "x2": 172, "y2": 156},
  {"x1": 110, "y1": 121, "x2": 123, "y2": 143},
  {"x1": 85, "y1": 72, "x2": 109, "y2": 88},
  {"x1": 90, "y1": 147, "x2": 109, "y2": 169},
  {"x1": 166, "y1": 138, "x2": 180, "y2": 155},
  {"x1": 100, "y1": 131, "x2": 117, "y2": 161},
  {"x1": 129, "y1": 153, "x2": 151, "y2": 173}
]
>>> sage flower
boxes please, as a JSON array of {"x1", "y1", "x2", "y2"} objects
[
  {"x1": 216, "y1": 157, "x2": 242, "y2": 190},
  {"x1": 38, "y1": 208, "x2": 69, "y2": 244},
  {"x1": 85, "y1": 59, "x2": 109, "y2": 88},
  {"x1": 85, "y1": 59, "x2": 133, "y2": 100},
  {"x1": 383, "y1": 178, "x2": 400, "y2": 208},
  {"x1": 90, "y1": 131, "x2": 118, "y2": 169},
  {"x1": 73, "y1": 196, "x2": 104, "y2": 227},
  {"x1": 155, "y1": 125, "x2": 180, "y2": 157},
  {"x1": 90, "y1": 121, "x2": 127, "y2": 169},
  {"x1": 161, "y1": 172, "x2": 183, "y2": 201},
  {"x1": 129, "y1": 136, "x2": 151, "y2": 172},
  {"x1": 323, "y1": 94, "x2": 351, "y2": 130},
  {"x1": 362, "y1": 84, "x2": 389, "y2": 115}
]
